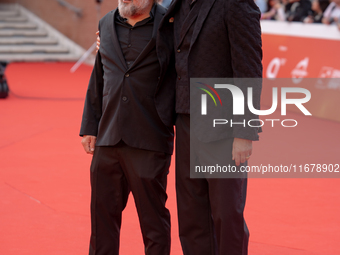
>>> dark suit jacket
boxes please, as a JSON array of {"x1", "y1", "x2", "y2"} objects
[
  {"x1": 80, "y1": 4, "x2": 176, "y2": 154},
  {"x1": 158, "y1": 0, "x2": 263, "y2": 141}
]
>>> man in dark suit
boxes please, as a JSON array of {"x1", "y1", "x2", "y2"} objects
[
  {"x1": 156, "y1": 0, "x2": 263, "y2": 255},
  {"x1": 96, "y1": 0, "x2": 261, "y2": 254},
  {"x1": 80, "y1": 1, "x2": 176, "y2": 254}
]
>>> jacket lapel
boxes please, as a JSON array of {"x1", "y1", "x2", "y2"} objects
[
  {"x1": 164, "y1": 0, "x2": 181, "y2": 19},
  {"x1": 189, "y1": 0, "x2": 216, "y2": 50},
  {"x1": 177, "y1": 1, "x2": 201, "y2": 48},
  {"x1": 159, "y1": 0, "x2": 216, "y2": 61},
  {"x1": 110, "y1": 9, "x2": 128, "y2": 70},
  {"x1": 157, "y1": 0, "x2": 181, "y2": 80}
]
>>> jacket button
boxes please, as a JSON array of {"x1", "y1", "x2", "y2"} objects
[
  {"x1": 178, "y1": 76, "x2": 181, "y2": 80},
  {"x1": 122, "y1": 96, "x2": 128, "y2": 101},
  {"x1": 177, "y1": 49, "x2": 181, "y2": 53},
  {"x1": 125, "y1": 73, "x2": 129, "y2": 78}
]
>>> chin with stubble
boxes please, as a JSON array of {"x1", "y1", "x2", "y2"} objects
[{"x1": 118, "y1": 0, "x2": 153, "y2": 18}]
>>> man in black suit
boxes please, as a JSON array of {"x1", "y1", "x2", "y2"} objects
[
  {"x1": 156, "y1": 1, "x2": 263, "y2": 255},
  {"x1": 80, "y1": 1, "x2": 176, "y2": 254},
  {"x1": 97, "y1": 0, "x2": 262, "y2": 254}
]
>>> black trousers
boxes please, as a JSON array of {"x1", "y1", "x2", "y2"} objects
[
  {"x1": 89, "y1": 142, "x2": 171, "y2": 255},
  {"x1": 175, "y1": 114, "x2": 249, "y2": 255}
]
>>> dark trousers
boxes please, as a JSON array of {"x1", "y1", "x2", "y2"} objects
[
  {"x1": 89, "y1": 142, "x2": 171, "y2": 255},
  {"x1": 175, "y1": 114, "x2": 249, "y2": 255}
]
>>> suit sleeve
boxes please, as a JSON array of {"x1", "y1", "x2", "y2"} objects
[
  {"x1": 225, "y1": 0, "x2": 263, "y2": 141},
  {"x1": 79, "y1": 51, "x2": 104, "y2": 137}
]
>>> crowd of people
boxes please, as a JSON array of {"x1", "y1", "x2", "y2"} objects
[{"x1": 256, "y1": 0, "x2": 340, "y2": 29}]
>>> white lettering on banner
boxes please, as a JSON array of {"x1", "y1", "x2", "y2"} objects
[
  {"x1": 266, "y1": 57, "x2": 286, "y2": 79},
  {"x1": 278, "y1": 45, "x2": 288, "y2": 52},
  {"x1": 291, "y1": 57, "x2": 309, "y2": 84},
  {"x1": 319, "y1": 67, "x2": 335, "y2": 78},
  {"x1": 315, "y1": 67, "x2": 340, "y2": 90},
  {"x1": 319, "y1": 67, "x2": 340, "y2": 79},
  {"x1": 333, "y1": 70, "x2": 340, "y2": 78}
]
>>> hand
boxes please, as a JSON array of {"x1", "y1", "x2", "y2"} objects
[
  {"x1": 81, "y1": 135, "x2": 97, "y2": 154},
  {"x1": 96, "y1": 31, "x2": 100, "y2": 52},
  {"x1": 232, "y1": 138, "x2": 252, "y2": 166}
]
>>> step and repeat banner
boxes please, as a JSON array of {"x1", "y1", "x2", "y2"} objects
[{"x1": 261, "y1": 21, "x2": 340, "y2": 122}]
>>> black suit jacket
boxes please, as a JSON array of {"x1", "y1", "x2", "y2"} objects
[
  {"x1": 80, "y1": 4, "x2": 176, "y2": 154},
  {"x1": 158, "y1": 0, "x2": 263, "y2": 141}
]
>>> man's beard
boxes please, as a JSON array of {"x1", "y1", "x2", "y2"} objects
[{"x1": 118, "y1": 0, "x2": 151, "y2": 19}]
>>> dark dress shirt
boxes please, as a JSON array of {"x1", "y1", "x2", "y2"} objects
[{"x1": 115, "y1": 6, "x2": 155, "y2": 68}]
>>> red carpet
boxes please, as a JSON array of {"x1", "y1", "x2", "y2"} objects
[{"x1": 0, "y1": 62, "x2": 339, "y2": 255}]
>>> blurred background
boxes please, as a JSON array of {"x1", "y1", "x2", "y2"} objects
[{"x1": 0, "y1": 0, "x2": 339, "y2": 255}]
